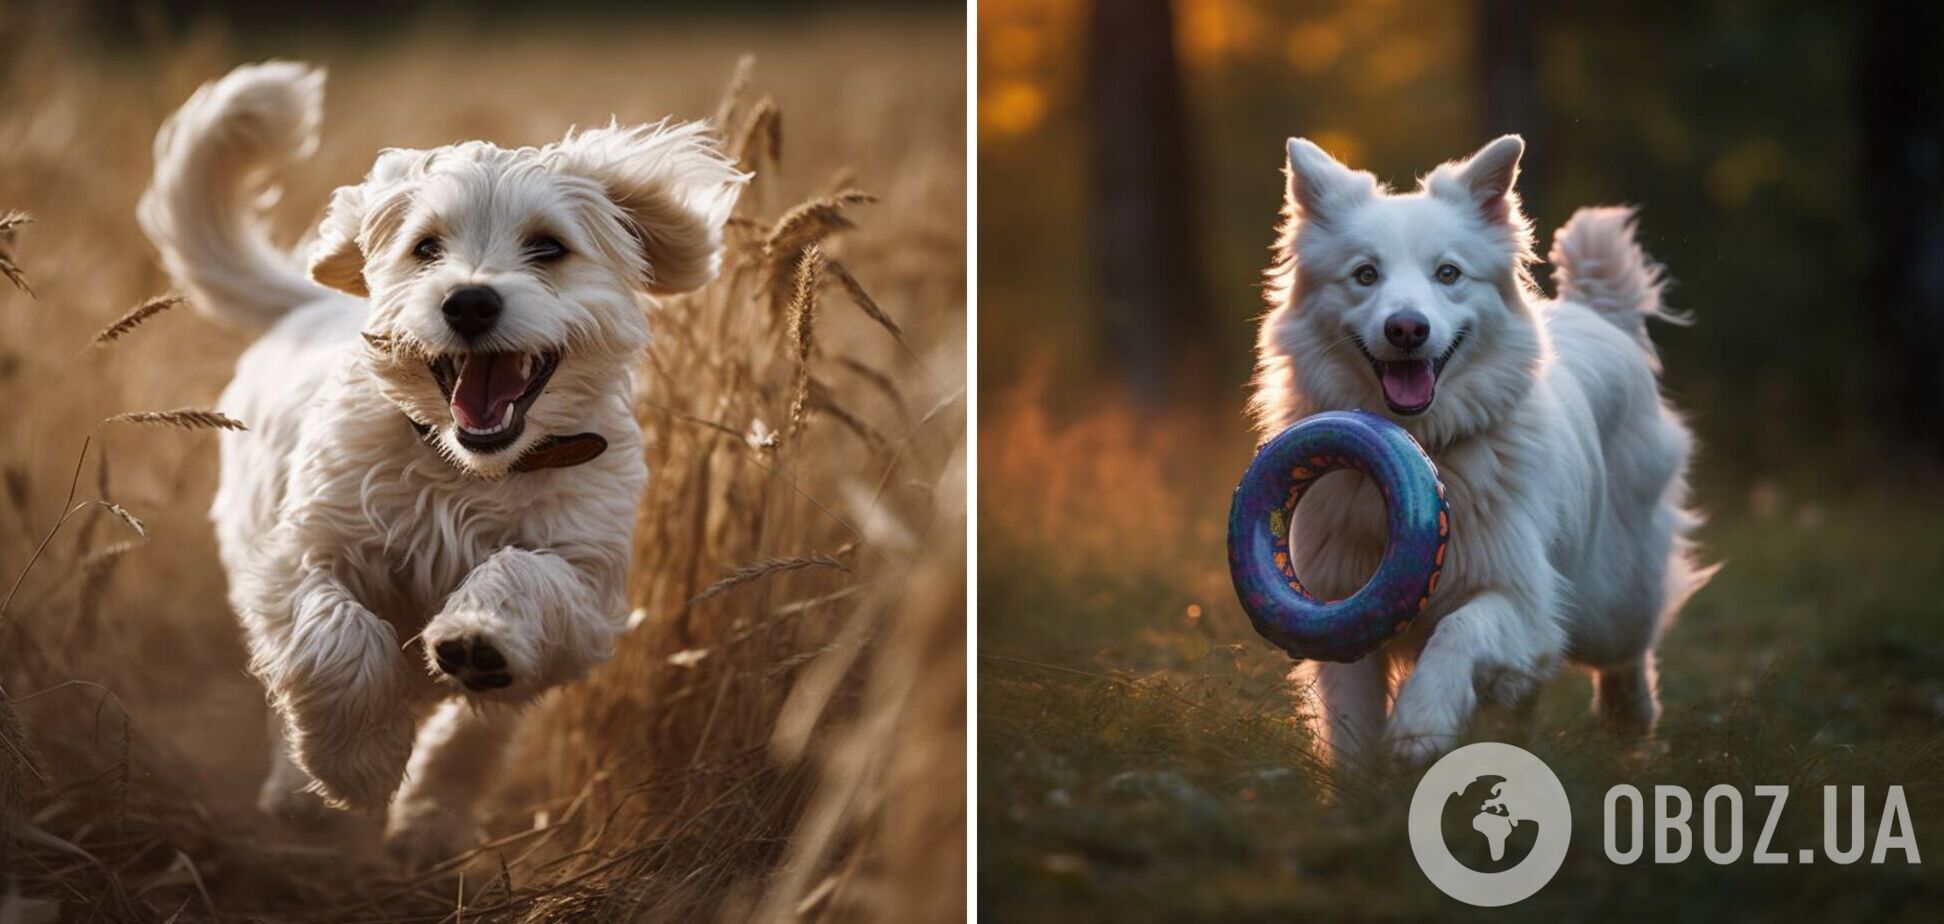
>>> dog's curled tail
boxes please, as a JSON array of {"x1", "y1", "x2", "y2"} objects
[
  {"x1": 1550, "y1": 206, "x2": 1686, "y2": 362},
  {"x1": 139, "y1": 61, "x2": 328, "y2": 332}
]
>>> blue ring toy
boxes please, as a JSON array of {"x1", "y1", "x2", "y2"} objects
[{"x1": 1227, "y1": 410, "x2": 1450, "y2": 663}]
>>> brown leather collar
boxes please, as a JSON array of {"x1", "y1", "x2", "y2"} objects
[{"x1": 407, "y1": 418, "x2": 607, "y2": 474}]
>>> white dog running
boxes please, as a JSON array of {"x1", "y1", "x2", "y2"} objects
[
  {"x1": 139, "y1": 61, "x2": 744, "y2": 859},
  {"x1": 1251, "y1": 135, "x2": 1712, "y2": 768}
]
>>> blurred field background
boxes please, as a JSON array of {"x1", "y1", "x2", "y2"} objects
[
  {"x1": 0, "y1": 1, "x2": 964, "y2": 921},
  {"x1": 979, "y1": 0, "x2": 1944, "y2": 920}
]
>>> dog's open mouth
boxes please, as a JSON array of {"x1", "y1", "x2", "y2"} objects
[
  {"x1": 1359, "y1": 331, "x2": 1467, "y2": 416},
  {"x1": 427, "y1": 350, "x2": 561, "y2": 452}
]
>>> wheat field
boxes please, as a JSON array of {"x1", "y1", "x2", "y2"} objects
[{"x1": 0, "y1": 7, "x2": 964, "y2": 922}]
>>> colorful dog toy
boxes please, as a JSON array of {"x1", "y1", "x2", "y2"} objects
[{"x1": 1227, "y1": 410, "x2": 1450, "y2": 662}]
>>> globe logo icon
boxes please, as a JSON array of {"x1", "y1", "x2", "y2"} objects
[
  {"x1": 1408, "y1": 743, "x2": 1572, "y2": 907},
  {"x1": 1438, "y1": 774, "x2": 1542, "y2": 873}
]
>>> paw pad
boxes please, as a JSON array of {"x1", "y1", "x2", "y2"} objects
[{"x1": 432, "y1": 637, "x2": 513, "y2": 691}]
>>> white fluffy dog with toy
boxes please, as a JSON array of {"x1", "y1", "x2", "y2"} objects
[
  {"x1": 1251, "y1": 135, "x2": 1712, "y2": 767},
  {"x1": 139, "y1": 61, "x2": 744, "y2": 859}
]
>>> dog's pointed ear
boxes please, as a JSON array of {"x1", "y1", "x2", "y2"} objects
[
  {"x1": 1434, "y1": 135, "x2": 1525, "y2": 225},
  {"x1": 309, "y1": 148, "x2": 421, "y2": 297},
  {"x1": 551, "y1": 121, "x2": 748, "y2": 296},
  {"x1": 1285, "y1": 138, "x2": 1375, "y2": 226}
]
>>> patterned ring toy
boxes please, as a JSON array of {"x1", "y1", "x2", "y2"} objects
[{"x1": 1227, "y1": 410, "x2": 1450, "y2": 663}]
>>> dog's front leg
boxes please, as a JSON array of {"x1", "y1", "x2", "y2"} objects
[
  {"x1": 1308, "y1": 657, "x2": 1389, "y2": 770},
  {"x1": 269, "y1": 570, "x2": 420, "y2": 810},
  {"x1": 384, "y1": 699, "x2": 518, "y2": 866},
  {"x1": 421, "y1": 547, "x2": 623, "y2": 698},
  {"x1": 1386, "y1": 591, "x2": 1555, "y2": 767}
]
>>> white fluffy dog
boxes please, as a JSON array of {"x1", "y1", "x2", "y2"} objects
[
  {"x1": 1251, "y1": 135, "x2": 1711, "y2": 768},
  {"x1": 138, "y1": 62, "x2": 744, "y2": 857}
]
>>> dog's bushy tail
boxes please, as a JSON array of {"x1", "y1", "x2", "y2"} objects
[
  {"x1": 139, "y1": 61, "x2": 328, "y2": 332},
  {"x1": 1549, "y1": 206, "x2": 1684, "y2": 363}
]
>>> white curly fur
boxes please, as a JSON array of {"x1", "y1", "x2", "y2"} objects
[
  {"x1": 139, "y1": 61, "x2": 745, "y2": 859},
  {"x1": 1251, "y1": 135, "x2": 1712, "y2": 769}
]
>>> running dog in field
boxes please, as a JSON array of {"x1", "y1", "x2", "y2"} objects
[
  {"x1": 1251, "y1": 135, "x2": 1711, "y2": 767},
  {"x1": 140, "y1": 62, "x2": 744, "y2": 859}
]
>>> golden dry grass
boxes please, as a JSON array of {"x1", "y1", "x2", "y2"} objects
[{"x1": 0, "y1": 8, "x2": 964, "y2": 922}]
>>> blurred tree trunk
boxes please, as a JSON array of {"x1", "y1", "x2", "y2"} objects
[
  {"x1": 1477, "y1": 0, "x2": 1544, "y2": 223},
  {"x1": 1858, "y1": 1, "x2": 1944, "y2": 452},
  {"x1": 1087, "y1": 0, "x2": 1206, "y2": 411}
]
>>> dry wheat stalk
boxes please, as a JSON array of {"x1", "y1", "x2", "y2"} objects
[
  {"x1": 808, "y1": 379, "x2": 886, "y2": 451},
  {"x1": 0, "y1": 210, "x2": 33, "y2": 298},
  {"x1": 105, "y1": 409, "x2": 247, "y2": 432},
  {"x1": 1, "y1": 435, "x2": 149, "y2": 624},
  {"x1": 73, "y1": 538, "x2": 140, "y2": 644},
  {"x1": 819, "y1": 167, "x2": 858, "y2": 197},
  {"x1": 2, "y1": 463, "x2": 24, "y2": 513},
  {"x1": 688, "y1": 554, "x2": 850, "y2": 608},
  {"x1": 722, "y1": 216, "x2": 767, "y2": 248},
  {"x1": 103, "y1": 503, "x2": 147, "y2": 538},
  {"x1": 765, "y1": 191, "x2": 875, "y2": 258},
  {"x1": 784, "y1": 246, "x2": 825, "y2": 444},
  {"x1": 1, "y1": 680, "x2": 49, "y2": 810},
  {"x1": 90, "y1": 292, "x2": 185, "y2": 347},
  {"x1": 825, "y1": 259, "x2": 903, "y2": 338},
  {"x1": 79, "y1": 539, "x2": 142, "y2": 571},
  {"x1": 0, "y1": 259, "x2": 28, "y2": 297},
  {"x1": 835, "y1": 355, "x2": 910, "y2": 420},
  {"x1": 733, "y1": 97, "x2": 781, "y2": 175},
  {"x1": 712, "y1": 54, "x2": 756, "y2": 130}
]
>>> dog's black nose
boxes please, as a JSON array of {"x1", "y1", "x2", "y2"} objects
[
  {"x1": 441, "y1": 286, "x2": 503, "y2": 341},
  {"x1": 1384, "y1": 310, "x2": 1430, "y2": 351}
]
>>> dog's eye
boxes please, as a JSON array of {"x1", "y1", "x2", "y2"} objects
[
  {"x1": 1436, "y1": 263, "x2": 1462, "y2": 285},
  {"x1": 525, "y1": 235, "x2": 568, "y2": 263},
  {"x1": 1352, "y1": 264, "x2": 1379, "y2": 286},
  {"x1": 412, "y1": 237, "x2": 444, "y2": 262}
]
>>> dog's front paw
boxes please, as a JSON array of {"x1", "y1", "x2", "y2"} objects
[
  {"x1": 384, "y1": 803, "x2": 479, "y2": 870},
  {"x1": 1386, "y1": 693, "x2": 1470, "y2": 769},
  {"x1": 432, "y1": 635, "x2": 516, "y2": 692},
  {"x1": 294, "y1": 713, "x2": 417, "y2": 810},
  {"x1": 1387, "y1": 687, "x2": 1465, "y2": 769},
  {"x1": 423, "y1": 610, "x2": 540, "y2": 698},
  {"x1": 1388, "y1": 723, "x2": 1458, "y2": 770},
  {"x1": 1386, "y1": 657, "x2": 1479, "y2": 769},
  {"x1": 257, "y1": 777, "x2": 334, "y2": 825},
  {"x1": 275, "y1": 607, "x2": 417, "y2": 810}
]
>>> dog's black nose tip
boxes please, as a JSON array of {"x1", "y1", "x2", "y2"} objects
[
  {"x1": 1384, "y1": 310, "x2": 1431, "y2": 351},
  {"x1": 441, "y1": 286, "x2": 503, "y2": 341}
]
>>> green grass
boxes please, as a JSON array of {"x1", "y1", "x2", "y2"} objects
[{"x1": 979, "y1": 477, "x2": 1944, "y2": 922}]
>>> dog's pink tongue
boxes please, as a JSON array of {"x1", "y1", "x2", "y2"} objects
[
  {"x1": 450, "y1": 354, "x2": 532, "y2": 430},
  {"x1": 1380, "y1": 360, "x2": 1436, "y2": 408}
]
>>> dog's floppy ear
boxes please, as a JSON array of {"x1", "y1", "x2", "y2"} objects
[
  {"x1": 309, "y1": 183, "x2": 371, "y2": 296},
  {"x1": 1432, "y1": 135, "x2": 1526, "y2": 225},
  {"x1": 551, "y1": 121, "x2": 748, "y2": 296},
  {"x1": 1284, "y1": 138, "x2": 1376, "y2": 226},
  {"x1": 309, "y1": 148, "x2": 421, "y2": 297}
]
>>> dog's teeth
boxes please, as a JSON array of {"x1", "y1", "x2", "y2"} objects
[
  {"x1": 519, "y1": 355, "x2": 532, "y2": 379},
  {"x1": 455, "y1": 405, "x2": 519, "y2": 440}
]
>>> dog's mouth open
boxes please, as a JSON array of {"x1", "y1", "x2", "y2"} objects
[
  {"x1": 1358, "y1": 331, "x2": 1467, "y2": 416},
  {"x1": 428, "y1": 351, "x2": 561, "y2": 452}
]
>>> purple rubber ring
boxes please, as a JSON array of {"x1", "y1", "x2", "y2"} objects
[{"x1": 1227, "y1": 410, "x2": 1450, "y2": 663}]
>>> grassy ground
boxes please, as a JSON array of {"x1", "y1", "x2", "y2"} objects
[
  {"x1": 977, "y1": 390, "x2": 1944, "y2": 922},
  {"x1": 0, "y1": 8, "x2": 964, "y2": 921}
]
